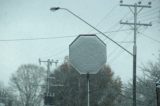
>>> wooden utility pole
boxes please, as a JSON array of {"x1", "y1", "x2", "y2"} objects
[{"x1": 120, "y1": 1, "x2": 152, "y2": 106}]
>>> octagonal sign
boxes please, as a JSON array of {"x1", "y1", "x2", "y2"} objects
[{"x1": 69, "y1": 34, "x2": 106, "y2": 74}]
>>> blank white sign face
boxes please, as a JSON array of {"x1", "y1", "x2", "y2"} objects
[{"x1": 69, "y1": 34, "x2": 106, "y2": 74}]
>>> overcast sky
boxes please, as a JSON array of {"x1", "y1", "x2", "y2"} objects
[{"x1": 0, "y1": 0, "x2": 160, "y2": 86}]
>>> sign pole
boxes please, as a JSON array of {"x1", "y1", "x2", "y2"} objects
[
  {"x1": 69, "y1": 34, "x2": 106, "y2": 106},
  {"x1": 87, "y1": 73, "x2": 90, "y2": 106},
  {"x1": 156, "y1": 80, "x2": 160, "y2": 106}
]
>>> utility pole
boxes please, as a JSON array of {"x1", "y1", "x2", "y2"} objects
[
  {"x1": 54, "y1": 60, "x2": 59, "y2": 68},
  {"x1": 39, "y1": 59, "x2": 54, "y2": 93},
  {"x1": 120, "y1": 1, "x2": 152, "y2": 106},
  {"x1": 39, "y1": 58, "x2": 59, "y2": 106}
]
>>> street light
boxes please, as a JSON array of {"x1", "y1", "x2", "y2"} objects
[
  {"x1": 50, "y1": 7, "x2": 133, "y2": 56},
  {"x1": 50, "y1": 7, "x2": 134, "y2": 106}
]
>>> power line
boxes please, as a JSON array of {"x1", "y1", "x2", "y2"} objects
[
  {"x1": 113, "y1": 11, "x2": 131, "y2": 26},
  {"x1": 45, "y1": 9, "x2": 133, "y2": 62},
  {"x1": 138, "y1": 32, "x2": 160, "y2": 44},
  {"x1": 120, "y1": 2, "x2": 152, "y2": 106},
  {"x1": 47, "y1": 9, "x2": 136, "y2": 65},
  {"x1": 102, "y1": 28, "x2": 131, "y2": 35},
  {"x1": 108, "y1": 31, "x2": 133, "y2": 64},
  {"x1": 140, "y1": 10, "x2": 159, "y2": 16},
  {"x1": 102, "y1": 11, "x2": 132, "y2": 59},
  {"x1": 127, "y1": 7, "x2": 160, "y2": 20},
  {"x1": 48, "y1": 34, "x2": 133, "y2": 60},
  {"x1": 47, "y1": 29, "x2": 132, "y2": 62},
  {"x1": 138, "y1": 14, "x2": 159, "y2": 20},
  {"x1": 101, "y1": 11, "x2": 132, "y2": 60},
  {"x1": 0, "y1": 35, "x2": 75, "y2": 42},
  {"x1": 88, "y1": 10, "x2": 132, "y2": 62},
  {"x1": 100, "y1": 11, "x2": 131, "y2": 36},
  {"x1": 142, "y1": 16, "x2": 159, "y2": 20},
  {"x1": 105, "y1": 10, "x2": 138, "y2": 61},
  {"x1": 0, "y1": 29, "x2": 131, "y2": 42},
  {"x1": 108, "y1": 28, "x2": 145, "y2": 65},
  {"x1": 49, "y1": 48, "x2": 68, "y2": 59},
  {"x1": 140, "y1": 7, "x2": 160, "y2": 15},
  {"x1": 89, "y1": 3, "x2": 131, "y2": 34},
  {"x1": 107, "y1": 27, "x2": 130, "y2": 56},
  {"x1": 88, "y1": 4, "x2": 119, "y2": 33}
]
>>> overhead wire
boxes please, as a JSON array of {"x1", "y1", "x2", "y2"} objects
[
  {"x1": 48, "y1": 4, "x2": 125, "y2": 60},
  {"x1": 28, "y1": 1, "x2": 156, "y2": 63},
  {"x1": 108, "y1": 24, "x2": 148, "y2": 65},
  {"x1": 49, "y1": 48, "x2": 68, "y2": 59},
  {"x1": 107, "y1": 10, "x2": 151, "y2": 64},
  {"x1": 107, "y1": 0, "x2": 159, "y2": 81},
  {"x1": 94, "y1": 10, "x2": 132, "y2": 65},
  {"x1": 47, "y1": 29, "x2": 131, "y2": 62},
  {"x1": 139, "y1": 11, "x2": 159, "y2": 18},
  {"x1": 138, "y1": 14, "x2": 159, "y2": 21},
  {"x1": 132, "y1": 26, "x2": 158, "y2": 70},
  {"x1": 108, "y1": 31, "x2": 133, "y2": 64},
  {"x1": 151, "y1": 20, "x2": 160, "y2": 24},
  {"x1": 47, "y1": 28, "x2": 132, "y2": 60},
  {"x1": 44, "y1": 44, "x2": 70, "y2": 59},
  {"x1": 103, "y1": 26, "x2": 126, "y2": 63},
  {"x1": 105, "y1": 11, "x2": 133, "y2": 61},
  {"x1": 138, "y1": 32, "x2": 160, "y2": 44},
  {"x1": 127, "y1": 6, "x2": 160, "y2": 20},
  {"x1": 92, "y1": 6, "x2": 131, "y2": 39},
  {"x1": 140, "y1": 7, "x2": 159, "y2": 18},
  {"x1": 109, "y1": 8, "x2": 131, "y2": 26},
  {"x1": 139, "y1": 17, "x2": 159, "y2": 24},
  {"x1": 0, "y1": 3, "x2": 119, "y2": 43},
  {"x1": 139, "y1": 7, "x2": 160, "y2": 15},
  {"x1": 110, "y1": 1, "x2": 160, "y2": 62},
  {"x1": 36, "y1": 28, "x2": 131, "y2": 60},
  {"x1": 50, "y1": 31, "x2": 133, "y2": 63},
  {"x1": 0, "y1": 35, "x2": 75, "y2": 42},
  {"x1": 101, "y1": 11, "x2": 131, "y2": 43},
  {"x1": 88, "y1": 3, "x2": 119, "y2": 33},
  {"x1": 0, "y1": 29, "x2": 131, "y2": 42}
]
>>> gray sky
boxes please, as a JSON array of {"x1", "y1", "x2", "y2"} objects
[{"x1": 0, "y1": 0, "x2": 160, "y2": 85}]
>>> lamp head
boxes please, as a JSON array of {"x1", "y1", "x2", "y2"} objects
[
  {"x1": 138, "y1": 1, "x2": 141, "y2": 4},
  {"x1": 50, "y1": 7, "x2": 60, "y2": 11},
  {"x1": 148, "y1": 2, "x2": 151, "y2": 5},
  {"x1": 120, "y1": 0, "x2": 123, "y2": 4}
]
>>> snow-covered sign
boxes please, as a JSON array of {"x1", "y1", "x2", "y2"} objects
[{"x1": 69, "y1": 34, "x2": 106, "y2": 74}]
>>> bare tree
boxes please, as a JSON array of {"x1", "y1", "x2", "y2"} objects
[
  {"x1": 119, "y1": 53, "x2": 160, "y2": 106},
  {"x1": 9, "y1": 64, "x2": 45, "y2": 106},
  {"x1": 50, "y1": 59, "x2": 122, "y2": 106}
]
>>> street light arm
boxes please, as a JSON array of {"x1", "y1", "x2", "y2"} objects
[{"x1": 50, "y1": 7, "x2": 133, "y2": 56}]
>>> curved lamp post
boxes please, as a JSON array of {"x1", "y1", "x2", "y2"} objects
[
  {"x1": 50, "y1": 7, "x2": 135, "y2": 106},
  {"x1": 50, "y1": 7, "x2": 133, "y2": 56}
]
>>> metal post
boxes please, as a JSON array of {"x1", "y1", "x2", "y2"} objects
[
  {"x1": 47, "y1": 59, "x2": 50, "y2": 93},
  {"x1": 133, "y1": 3, "x2": 137, "y2": 106},
  {"x1": 87, "y1": 73, "x2": 90, "y2": 106},
  {"x1": 156, "y1": 81, "x2": 160, "y2": 106},
  {"x1": 156, "y1": 87, "x2": 159, "y2": 106}
]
